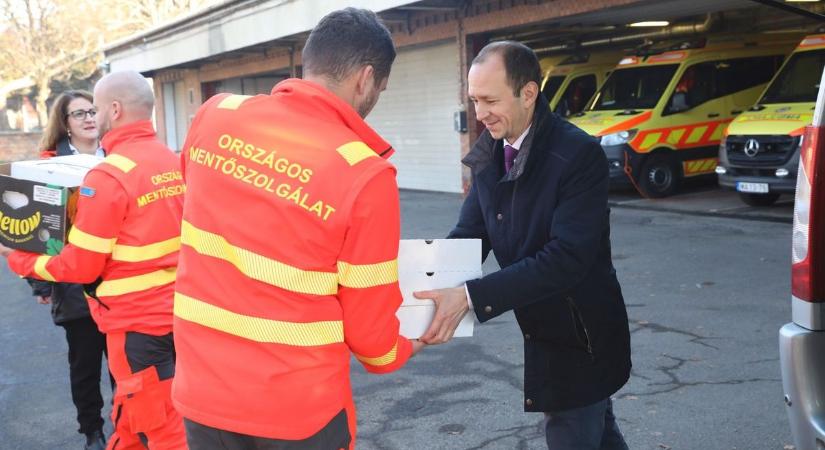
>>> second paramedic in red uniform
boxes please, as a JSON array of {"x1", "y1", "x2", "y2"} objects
[
  {"x1": 173, "y1": 7, "x2": 424, "y2": 449},
  {"x1": 0, "y1": 71, "x2": 187, "y2": 449}
]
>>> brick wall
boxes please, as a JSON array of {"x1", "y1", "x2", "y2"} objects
[{"x1": 0, "y1": 132, "x2": 42, "y2": 163}]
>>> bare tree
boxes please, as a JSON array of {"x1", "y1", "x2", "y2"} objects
[
  {"x1": 0, "y1": 0, "x2": 219, "y2": 127},
  {"x1": 111, "y1": 0, "x2": 217, "y2": 30},
  {"x1": 0, "y1": 0, "x2": 102, "y2": 127}
]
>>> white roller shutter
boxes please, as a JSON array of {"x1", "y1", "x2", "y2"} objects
[{"x1": 367, "y1": 41, "x2": 463, "y2": 193}]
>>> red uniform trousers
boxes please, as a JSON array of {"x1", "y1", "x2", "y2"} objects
[{"x1": 105, "y1": 332, "x2": 187, "y2": 450}]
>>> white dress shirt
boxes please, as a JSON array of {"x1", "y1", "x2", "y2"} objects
[{"x1": 68, "y1": 141, "x2": 105, "y2": 159}]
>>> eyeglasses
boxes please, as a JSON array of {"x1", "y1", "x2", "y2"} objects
[{"x1": 66, "y1": 108, "x2": 97, "y2": 120}]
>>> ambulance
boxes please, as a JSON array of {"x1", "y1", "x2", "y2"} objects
[
  {"x1": 569, "y1": 36, "x2": 795, "y2": 197},
  {"x1": 540, "y1": 51, "x2": 622, "y2": 117},
  {"x1": 718, "y1": 34, "x2": 825, "y2": 206}
]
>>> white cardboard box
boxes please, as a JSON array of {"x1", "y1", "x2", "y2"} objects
[
  {"x1": 396, "y1": 239, "x2": 481, "y2": 338},
  {"x1": 11, "y1": 154, "x2": 102, "y2": 187}
]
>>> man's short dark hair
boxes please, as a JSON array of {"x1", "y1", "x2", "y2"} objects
[
  {"x1": 472, "y1": 41, "x2": 541, "y2": 97},
  {"x1": 302, "y1": 8, "x2": 396, "y2": 83}
]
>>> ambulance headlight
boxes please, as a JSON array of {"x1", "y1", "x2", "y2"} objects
[{"x1": 600, "y1": 129, "x2": 638, "y2": 146}]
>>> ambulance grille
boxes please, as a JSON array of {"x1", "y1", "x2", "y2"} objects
[{"x1": 726, "y1": 135, "x2": 799, "y2": 166}]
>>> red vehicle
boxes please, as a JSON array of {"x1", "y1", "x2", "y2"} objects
[{"x1": 779, "y1": 67, "x2": 825, "y2": 449}]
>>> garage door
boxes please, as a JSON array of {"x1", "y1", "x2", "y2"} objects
[{"x1": 367, "y1": 41, "x2": 463, "y2": 193}]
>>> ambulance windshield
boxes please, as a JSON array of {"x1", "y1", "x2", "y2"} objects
[
  {"x1": 542, "y1": 76, "x2": 565, "y2": 101},
  {"x1": 761, "y1": 49, "x2": 825, "y2": 104},
  {"x1": 590, "y1": 65, "x2": 678, "y2": 111}
]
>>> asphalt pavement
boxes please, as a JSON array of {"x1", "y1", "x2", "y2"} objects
[{"x1": 0, "y1": 185, "x2": 795, "y2": 449}]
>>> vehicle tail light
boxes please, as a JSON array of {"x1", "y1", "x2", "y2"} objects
[{"x1": 792, "y1": 125, "x2": 825, "y2": 301}]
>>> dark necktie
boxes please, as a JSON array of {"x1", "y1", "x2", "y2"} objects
[{"x1": 504, "y1": 144, "x2": 519, "y2": 173}]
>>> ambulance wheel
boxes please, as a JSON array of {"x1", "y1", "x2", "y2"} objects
[
  {"x1": 638, "y1": 154, "x2": 680, "y2": 198},
  {"x1": 739, "y1": 192, "x2": 780, "y2": 207}
]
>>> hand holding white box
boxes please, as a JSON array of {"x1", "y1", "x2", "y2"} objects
[{"x1": 396, "y1": 239, "x2": 481, "y2": 339}]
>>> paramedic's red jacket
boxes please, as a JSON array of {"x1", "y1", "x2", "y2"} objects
[
  {"x1": 172, "y1": 79, "x2": 412, "y2": 441},
  {"x1": 8, "y1": 120, "x2": 184, "y2": 335}
]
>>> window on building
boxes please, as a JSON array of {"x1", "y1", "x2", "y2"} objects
[
  {"x1": 162, "y1": 81, "x2": 188, "y2": 151},
  {"x1": 201, "y1": 74, "x2": 286, "y2": 102}
]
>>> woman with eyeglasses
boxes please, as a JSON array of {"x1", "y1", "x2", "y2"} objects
[
  {"x1": 40, "y1": 90, "x2": 103, "y2": 158},
  {"x1": 28, "y1": 90, "x2": 110, "y2": 450}
]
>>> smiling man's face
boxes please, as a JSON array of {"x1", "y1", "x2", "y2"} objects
[{"x1": 468, "y1": 53, "x2": 535, "y2": 143}]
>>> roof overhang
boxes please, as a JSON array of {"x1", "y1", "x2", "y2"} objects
[{"x1": 104, "y1": 0, "x2": 420, "y2": 74}]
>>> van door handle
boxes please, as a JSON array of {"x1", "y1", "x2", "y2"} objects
[
  {"x1": 731, "y1": 110, "x2": 742, "y2": 115},
  {"x1": 707, "y1": 113, "x2": 720, "y2": 118}
]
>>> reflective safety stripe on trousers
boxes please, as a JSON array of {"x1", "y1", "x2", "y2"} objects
[{"x1": 180, "y1": 220, "x2": 398, "y2": 295}]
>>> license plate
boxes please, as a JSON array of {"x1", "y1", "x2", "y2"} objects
[{"x1": 736, "y1": 182, "x2": 769, "y2": 194}]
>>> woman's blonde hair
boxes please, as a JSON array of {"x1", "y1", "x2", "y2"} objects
[{"x1": 38, "y1": 90, "x2": 93, "y2": 152}]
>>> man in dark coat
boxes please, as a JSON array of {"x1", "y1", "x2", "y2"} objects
[{"x1": 414, "y1": 41, "x2": 632, "y2": 449}]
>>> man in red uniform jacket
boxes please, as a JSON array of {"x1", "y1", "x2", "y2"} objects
[
  {"x1": 172, "y1": 8, "x2": 424, "y2": 450},
  {"x1": 1, "y1": 71, "x2": 187, "y2": 450}
]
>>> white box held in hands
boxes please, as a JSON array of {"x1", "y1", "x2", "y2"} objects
[
  {"x1": 396, "y1": 239, "x2": 481, "y2": 339},
  {"x1": 11, "y1": 154, "x2": 102, "y2": 187}
]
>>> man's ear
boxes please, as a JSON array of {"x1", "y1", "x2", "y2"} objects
[
  {"x1": 355, "y1": 65, "x2": 375, "y2": 95},
  {"x1": 521, "y1": 81, "x2": 539, "y2": 108},
  {"x1": 111, "y1": 101, "x2": 122, "y2": 121}
]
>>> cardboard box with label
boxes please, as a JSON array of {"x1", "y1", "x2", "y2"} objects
[
  {"x1": 0, "y1": 154, "x2": 101, "y2": 254},
  {"x1": 396, "y1": 239, "x2": 481, "y2": 339}
]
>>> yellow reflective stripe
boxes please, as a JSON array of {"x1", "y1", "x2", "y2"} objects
[
  {"x1": 639, "y1": 132, "x2": 661, "y2": 150},
  {"x1": 174, "y1": 292, "x2": 344, "y2": 346},
  {"x1": 685, "y1": 126, "x2": 707, "y2": 145},
  {"x1": 336, "y1": 142, "x2": 376, "y2": 166},
  {"x1": 710, "y1": 123, "x2": 726, "y2": 141},
  {"x1": 701, "y1": 158, "x2": 717, "y2": 172},
  {"x1": 337, "y1": 259, "x2": 398, "y2": 288},
  {"x1": 181, "y1": 220, "x2": 337, "y2": 296},
  {"x1": 355, "y1": 343, "x2": 398, "y2": 366},
  {"x1": 96, "y1": 268, "x2": 177, "y2": 297},
  {"x1": 34, "y1": 255, "x2": 56, "y2": 282},
  {"x1": 217, "y1": 94, "x2": 251, "y2": 110},
  {"x1": 104, "y1": 154, "x2": 137, "y2": 173},
  {"x1": 666, "y1": 129, "x2": 685, "y2": 146},
  {"x1": 68, "y1": 227, "x2": 115, "y2": 254},
  {"x1": 111, "y1": 237, "x2": 180, "y2": 262}
]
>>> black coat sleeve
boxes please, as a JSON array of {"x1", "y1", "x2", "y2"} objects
[
  {"x1": 447, "y1": 180, "x2": 492, "y2": 263},
  {"x1": 26, "y1": 278, "x2": 53, "y2": 297},
  {"x1": 467, "y1": 141, "x2": 609, "y2": 322}
]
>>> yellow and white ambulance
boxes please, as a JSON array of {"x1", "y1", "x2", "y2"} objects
[
  {"x1": 540, "y1": 51, "x2": 622, "y2": 117},
  {"x1": 569, "y1": 36, "x2": 795, "y2": 197},
  {"x1": 718, "y1": 34, "x2": 825, "y2": 206}
]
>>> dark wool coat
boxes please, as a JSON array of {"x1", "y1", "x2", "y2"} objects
[{"x1": 450, "y1": 97, "x2": 632, "y2": 412}]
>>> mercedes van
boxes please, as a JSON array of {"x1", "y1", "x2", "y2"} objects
[
  {"x1": 718, "y1": 34, "x2": 825, "y2": 206},
  {"x1": 540, "y1": 51, "x2": 622, "y2": 117},
  {"x1": 569, "y1": 36, "x2": 795, "y2": 197}
]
